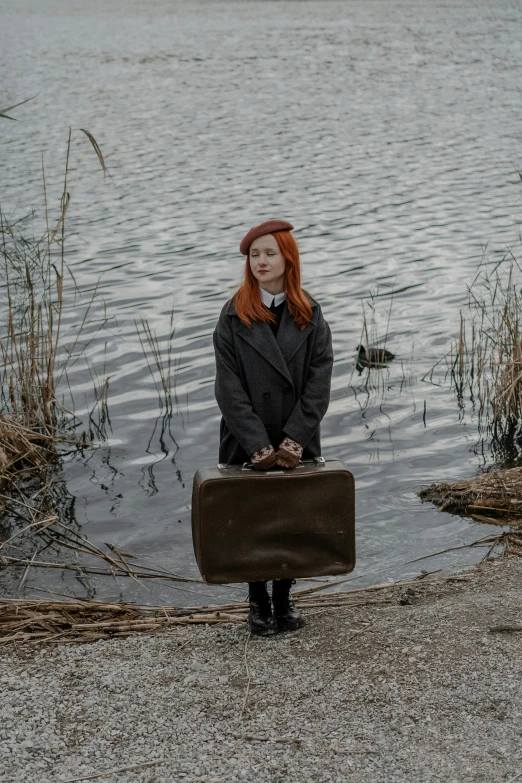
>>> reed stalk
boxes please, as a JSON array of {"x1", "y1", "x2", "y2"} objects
[
  {"x1": 0, "y1": 118, "x2": 110, "y2": 568},
  {"x1": 446, "y1": 255, "x2": 522, "y2": 462},
  {"x1": 135, "y1": 306, "x2": 180, "y2": 417},
  {"x1": 2, "y1": 565, "x2": 516, "y2": 644}
]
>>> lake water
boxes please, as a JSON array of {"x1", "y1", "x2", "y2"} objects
[{"x1": 2, "y1": 0, "x2": 522, "y2": 605}]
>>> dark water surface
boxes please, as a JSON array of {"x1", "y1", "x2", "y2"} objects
[{"x1": 2, "y1": 0, "x2": 522, "y2": 604}]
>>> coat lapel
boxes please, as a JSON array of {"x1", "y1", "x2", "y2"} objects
[
  {"x1": 230, "y1": 296, "x2": 317, "y2": 386},
  {"x1": 276, "y1": 300, "x2": 316, "y2": 365}
]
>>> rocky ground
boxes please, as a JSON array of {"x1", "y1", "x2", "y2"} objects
[{"x1": 1, "y1": 556, "x2": 522, "y2": 783}]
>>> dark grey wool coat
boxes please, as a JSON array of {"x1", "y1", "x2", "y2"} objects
[{"x1": 213, "y1": 291, "x2": 334, "y2": 465}]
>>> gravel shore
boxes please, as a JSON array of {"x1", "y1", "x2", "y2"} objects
[{"x1": 1, "y1": 556, "x2": 522, "y2": 783}]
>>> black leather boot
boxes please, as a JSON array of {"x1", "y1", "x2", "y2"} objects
[
  {"x1": 272, "y1": 578, "x2": 305, "y2": 632},
  {"x1": 248, "y1": 581, "x2": 278, "y2": 637}
]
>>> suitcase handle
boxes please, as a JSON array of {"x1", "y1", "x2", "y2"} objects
[
  {"x1": 217, "y1": 457, "x2": 326, "y2": 470},
  {"x1": 240, "y1": 460, "x2": 306, "y2": 471}
]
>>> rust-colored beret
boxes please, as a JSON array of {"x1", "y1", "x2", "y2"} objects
[{"x1": 239, "y1": 219, "x2": 294, "y2": 255}]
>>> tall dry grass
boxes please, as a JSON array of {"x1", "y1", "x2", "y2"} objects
[
  {"x1": 442, "y1": 256, "x2": 522, "y2": 461},
  {"x1": 0, "y1": 122, "x2": 108, "y2": 518},
  {"x1": 0, "y1": 105, "x2": 186, "y2": 593},
  {"x1": 1, "y1": 210, "x2": 62, "y2": 431},
  {"x1": 135, "y1": 308, "x2": 181, "y2": 417}
]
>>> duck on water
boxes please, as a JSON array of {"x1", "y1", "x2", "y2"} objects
[{"x1": 356, "y1": 345, "x2": 395, "y2": 368}]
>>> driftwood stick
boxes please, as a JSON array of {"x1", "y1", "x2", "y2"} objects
[
  {"x1": 46, "y1": 524, "x2": 132, "y2": 572},
  {"x1": 105, "y1": 543, "x2": 140, "y2": 580},
  {"x1": 181, "y1": 601, "x2": 248, "y2": 613},
  {"x1": 293, "y1": 575, "x2": 360, "y2": 597},
  {"x1": 238, "y1": 631, "x2": 252, "y2": 722},
  {"x1": 0, "y1": 598, "x2": 135, "y2": 611},
  {"x1": 295, "y1": 599, "x2": 390, "y2": 610},
  {"x1": 176, "y1": 614, "x2": 246, "y2": 625},
  {"x1": 69, "y1": 613, "x2": 246, "y2": 630},
  {"x1": 70, "y1": 621, "x2": 163, "y2": 632},
  {"x1": 0, "y1": 515, "x2": 58, "y2": 551},
  {"x1": 59, "y1": 757, "x2": 174, "y2": 782},
  {"x1": 405, "y1": 539, "x2": 492, "y2": 564},
  {"x1": 237, "y1": 734, "x2": 302, "y2": 745},
  {"x1": 16, "y1": 547, "x2": 40, "y2": 593},
  {"x1": 315, "y1": 576, "x2": 435, "y2": 596},
  {"x1": 1, "y1": 556, "x2": 202, "y2": 583},
  {"x1": 489, "y1": 624, "x2": 522, "y2": 633},
  {"x1": 0, "y1": 492, "x2": 40, "y2": 515}
]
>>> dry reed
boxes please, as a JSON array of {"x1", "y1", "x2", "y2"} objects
[
  {"x1": 0, "y1": 128, "x2": 108, "y2": 442},
  {"x1": 420, "y1": 467, "x2": 522, "y2": 526},
  {"x1": 0, "y1": 111, "x2": 186, "y2": 597},
  {"x1": 431, "y1": 256, "x2": 522, "y2": 460},
  {"x1": 135, "y1": 307, "x2": 181, "y2": 417},
  {"x1": 420, "y1": 257, "x2": 522, "y2": 529},
  {"x1": 0, "y1": 123, "x2": 110, "y2": 577},
  {"x1": 0, "y1": 574, "x2": 432, "y2": 644},
  {"x1": 1, "y1": 567, "x2": 511, "y2": 645}
]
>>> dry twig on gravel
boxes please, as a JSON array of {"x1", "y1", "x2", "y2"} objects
[
  {"x1": 0, "y1": 569, "x2": 478, "y2": 645},
  {"x1": 235, "y1": 734, "x2": 302, "y2": 745},
  {"x1": 59, "y1": 757, "x2": 173, "y2": 782},
  {"x1": 238, "y1": 631, "x2": 252, "y2": 722}
]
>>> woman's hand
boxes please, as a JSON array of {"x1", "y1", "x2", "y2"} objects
[
  {"x1": 250, "y1": 445, "x2": 277, "y2": 470},
  {"x1": 276, "y1": 436, "x2": 303, "y2": 468},
  {"x1": 251, "y1": 439, "x2": 303, "y2": 469}
]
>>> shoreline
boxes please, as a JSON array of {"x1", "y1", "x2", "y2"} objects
[
  {"x1": 1, "y1": 554, "x2": 521, "y2": 782},
  {"x1": 0, "y1": 551, "x2": 510, "y2": 645}
]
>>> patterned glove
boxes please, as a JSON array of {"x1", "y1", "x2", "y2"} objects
[
  {"x1": 250, "y1": 444, "x2": 277, "y2": 470},
  {"x1": 276, "y1": 436, "x2": 303, "y2": 468}
]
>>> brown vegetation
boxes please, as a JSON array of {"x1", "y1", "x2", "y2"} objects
[
  {"x1": 0, "y1": 126, "x2": 109, "y2": 579},
  {"x1": 0, "y1": 573, "x2": 453, "y2": 644},
  {"x1": 438, "y1": 257, "x2": 522, "y2": 461},
  {"x1": 420, "y1": 468, "x2": 522, "y2": 527}
]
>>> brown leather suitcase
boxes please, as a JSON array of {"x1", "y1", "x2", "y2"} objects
[{"x1": 191, "y1": 457, "x2": 355, "y2": 584}]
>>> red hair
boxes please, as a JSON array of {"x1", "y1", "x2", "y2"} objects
[{"x1": 231, "y1": 231, "x2": 313, "y2": 330}]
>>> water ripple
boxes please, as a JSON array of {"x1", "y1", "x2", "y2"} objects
[{"x1": 1, "y1": 0, "x2": 521, "y2": 602}]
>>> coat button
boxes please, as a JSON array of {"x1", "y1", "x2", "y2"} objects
[
  {"x1": 283, "y1": 386, "x2": 291, "y2": 395},
  {"x1": 263, "y1": 391, "x2": 271, "y2": 398}
]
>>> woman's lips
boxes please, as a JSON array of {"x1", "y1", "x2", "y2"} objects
[{"x1": 258, "y1": 270, "x2": 269, "y2": 274}]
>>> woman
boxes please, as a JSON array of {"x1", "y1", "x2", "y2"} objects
[{"x1": 213, "y1": 219, "x2": 334, "y2": 636}]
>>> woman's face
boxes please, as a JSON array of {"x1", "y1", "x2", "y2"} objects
[{"x1": 249, "y1": 233, "x2": 286, "y2": 292}]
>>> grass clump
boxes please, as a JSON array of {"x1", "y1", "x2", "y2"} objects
[
  {"x1": 420, "y1": 253, "x2": 522, "y2": 543},
  {"x1": 427, "y1": 255, "x2": 522, "y2": 465},
  {"x1": 0, "y1": 117, "x2": 109, "y2": 569},
  {"x1": 420, "y1": 467, "x2": 522, "y2": 527},
  {"x1": 0, "y1": 130, "x2": 105, "y2": 482},
  {"x1": 1, "y1": 211, "x2": 64, "y2": 431}
]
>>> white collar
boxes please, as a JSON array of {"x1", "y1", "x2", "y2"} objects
[{"x1": 259, "y1": 287, "x2": 286, "y2": 308}]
